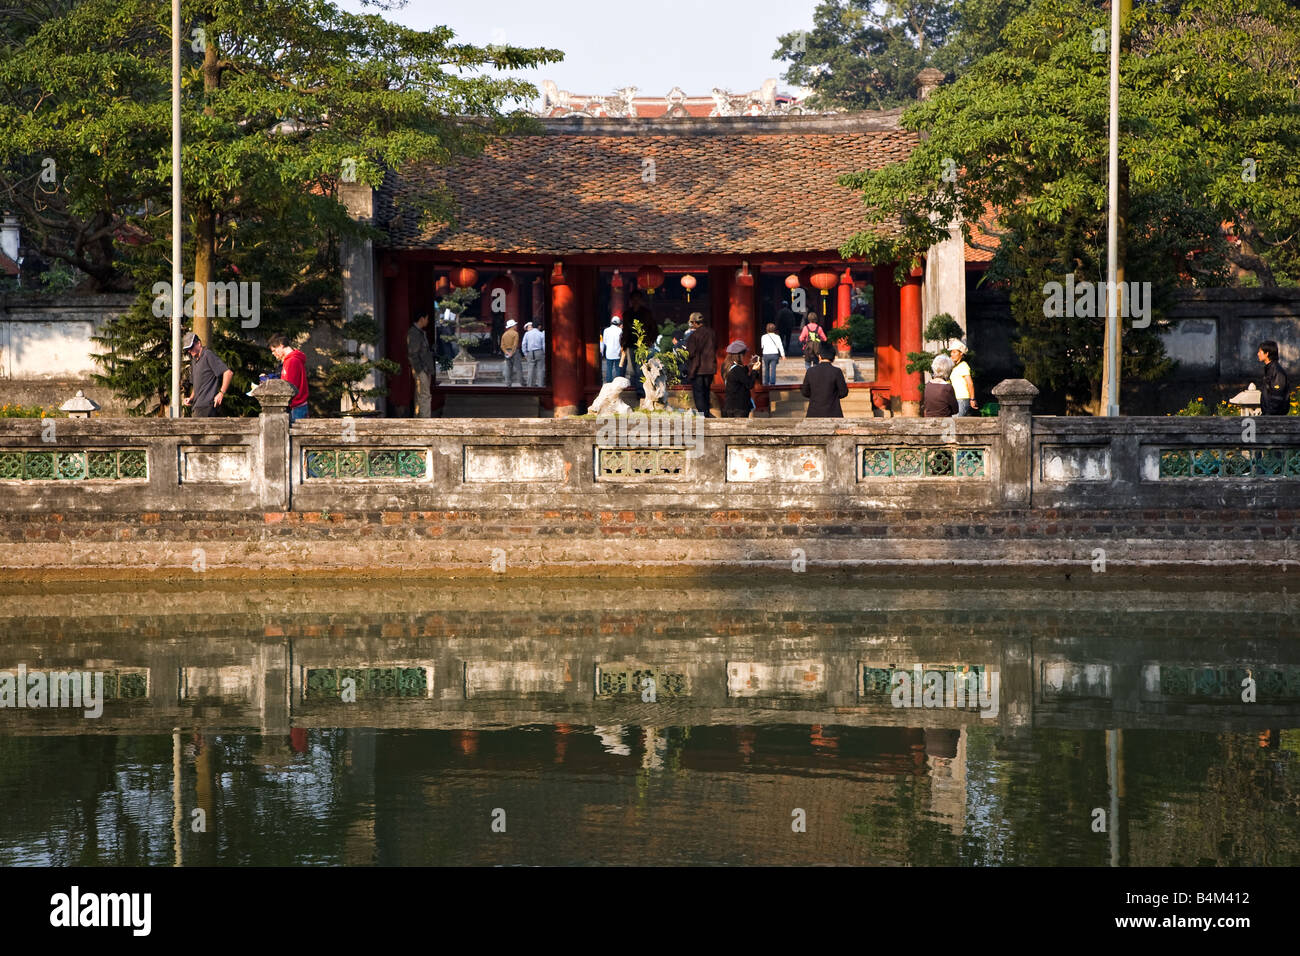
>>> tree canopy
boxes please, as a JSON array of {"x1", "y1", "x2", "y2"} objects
[
  {"x1": 836, "y1": 0, "x2": 1300, "y2": 409},
  {"x1": 0, "y1": 0, "x2": 561, "y2": 413}
]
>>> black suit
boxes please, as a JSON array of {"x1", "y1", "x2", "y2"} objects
[{"x1": 800, "y1": 361, "x2": 848, "y2": 418}]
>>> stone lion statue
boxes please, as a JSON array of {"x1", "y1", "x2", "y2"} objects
[{"x1": 590, "y1": 376, "x2": 632, "y2": 416}]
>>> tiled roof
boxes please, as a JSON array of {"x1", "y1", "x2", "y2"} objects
[
  {"x1": 377, "y1": 114, "x2": 918, "y2": 257},
  {"x1": 965, "y1": 204, "x2": 1000, "y2": 264}
]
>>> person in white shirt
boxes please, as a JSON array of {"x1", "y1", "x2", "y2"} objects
[
  {"x1": 760, "y1": 322, "x2": 786, "y2": 386},
  {"x1": 601, "y1": 316, "x2": 624, "y2": 384},
  {"x1": 949, "y1": 340, "x2": 978, "y2": 416},
  {"x1": 521, "y1": 321, "x2": 545, "y2": 387}
]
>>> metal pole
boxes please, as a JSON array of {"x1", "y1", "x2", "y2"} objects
[
  {"x1": 170, "y1": 0, "x2": 182, "y2": 418},
  {"x1": 1103, "y1": 0, "x2": 1121, "y2": 417}
]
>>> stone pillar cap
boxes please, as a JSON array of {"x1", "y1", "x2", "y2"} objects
[
  {"x1": 991, "y1": 379, "x2": 1040, "y2": 401},
  {"x1": 252, "y1": 378, "x2": 297, "y2": 411},
  {"x1": 1230, "y1": 384, "x2": 1261, "y2": 405},
  {"x1": 59, "y1": 389, "x2": 100, "y2": 413}
]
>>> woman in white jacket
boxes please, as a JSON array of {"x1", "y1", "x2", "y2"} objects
[{"x1": 760, "y1": 322, "x2": 785, "y2": 386}]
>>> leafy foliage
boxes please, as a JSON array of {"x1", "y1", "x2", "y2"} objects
[
  {"x1": 837, "y1": 0, "x2": 1300, "y2": 409},
  {"x1": 312, "y1": 313, "x2": 400, "y2": 414},
  {"x1": 1, "y1": 0, "x2": 561, "y2": 410}
]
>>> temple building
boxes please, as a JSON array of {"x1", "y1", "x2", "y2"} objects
[{"x1": 340, "y1": 94, "x2": 982, "y2": 417}]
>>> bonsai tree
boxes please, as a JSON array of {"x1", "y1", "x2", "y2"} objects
[
  {"x1": 905, "y1": 313, "x2": 967, "y2": 376},
  {"x1": 632, "y1": 318, "x2": 689, "y2": 386},
  {"x1": 437, "y1": 286, "x2": 480, "y2": 362},
  {"x1": 313, "y1": 312, "x2": 400, "y2": 415}
]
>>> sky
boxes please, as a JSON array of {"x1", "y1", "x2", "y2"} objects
[{"x1": 334, "y1": 0, "x2": 820, "y2": 108}]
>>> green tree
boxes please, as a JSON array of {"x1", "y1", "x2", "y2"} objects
[
  {"x1": 773, "y1": 0, "x2": 1034, "y2": 111},
  {"x1": 312, "y1": 313, "x2": 400, "y2": 415},
  {"x1": 4, "y1": 0, "x2": 562, "y2": 412},
  {"x1": 837, "y1": 0, "x2": 1300, "y2": 411}
]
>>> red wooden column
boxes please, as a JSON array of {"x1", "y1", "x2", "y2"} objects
[
  {"x1": 729, "y1": 264, "x2": 763, "y2": 412},
  {"x1": 609, "y1": 271, "x2": 626, "y2": 319},
  {"x1": 578, "y1": 266, "x2": 600, "y2": 403},
  {"x1": 899, "y1": 263, "x2": 925, "y2": 415},
  {"x1": 708, "y1": 265, "x2": 731, "y2": 394},
  {"x1": 872, "y1": 265, "x2": 900, "y2": 402},
  {"x1": 549, "y1": 262, "x2": 582, "y2": 416},
  {"x1": 835, "y1": 268, "x2": 853, "y2": 351},
  {"x1": 384, "y1": 256, "x2": 413, "y2": 411}
]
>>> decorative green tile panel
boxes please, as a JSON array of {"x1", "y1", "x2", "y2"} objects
[
  {"x1": 955, "y1": 448, "x2": 986, "y2": 477},
  {"x1": 859, "y1": 447, "x2": 986, "y2": 479},
  {"x1": 118, "y1": 450, "x2": 147, "y2": 478},
  {"x1": 1159, "y1": 449, "x2": 1191, "y2": 477},
  {"x1": 302, "y1": 448, "x2": 427, "y2": 480},
  {"x1": 925, "y1": 449, "x2": 954, "y2": 477},
  {"x1": 303, "y1": 666, "x2": 429, "y2": 700},
  {"x1": 1192, "y1": 449, "x2": 1221, "y2": 477},
  {"x1": 595, "y1": 666, "x2": 688, "y2": 698},
  {"x1": 1159, "y1": 448, "x2": 1300, "y2": 479},
  {"x1": 892, "y1": 448, "x2": 924, "y2": 476},
  {"x1": 87, "y1": 451, "x2": 118, "y2": 479},
  {"x1": 0, "y1": 452, "x2": 22, "y2": 480},
  {"x1": 598, "y1": 447, "x2": 688, "y2": 478},
  {"x1": 101, "y1": 670, "x2": 148, "y2": 699},
  {"x1": 57, "y1": 452, "x2": 87, "y2": 480},
  {"x1": 0, "y1": 449, "x2": 146, "y2": 481}
]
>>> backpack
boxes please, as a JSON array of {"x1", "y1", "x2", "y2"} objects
[{"x1": 802, "y1": 326, "x2": 823, "y2": 360}]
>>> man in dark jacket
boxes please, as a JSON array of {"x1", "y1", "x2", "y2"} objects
[
  {"x1": 801, "y1": 341, "x2": 849, "y2": 418},
  {"x1": 1258, "y1": 340, "x2": 1291, "y2": 415},
  {"x1": 684, "y1": 311, "x2": 716, "y2": 417}
]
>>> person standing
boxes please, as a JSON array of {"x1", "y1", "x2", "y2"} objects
[
  {"x1": 760, "y1": 322, "x2": 785, "y2": 387},
  {"x1": 522, "y1": 321, "x2": 545, "y2": 387},
  {"x1": 949, "y1": 340, "x2": 978, "y2": 416},
  {"x1": 407, "y1": 313, "x2": 434, "y2": 418},
  {"x1": 799, "y1": 312, "x2": 826, "y2": 369},
  {"x1": 181, "y1": 332, "x2": 232, "y2": 418},
  {"x1": 923, "y1": 354, "x2": 959, "y2": 418},
  {"x1": 801, "y1": 340, "x2": 848, "y2": 418},
  {"x1": 601, "y1": 316, "x2": 624, "y2": 384},
  {"x1": 722, "y1": 340, "x2": 760, "y2": 417},
  {"x1": 501, "y1": 319, "x2": 522, "y2": 386},
  {"x1": 269, "y1": 333, "x2": 309, "y2": 421},
  {"x1": 684, "y1": 312, "x2": 716, "y2": 417},
  {"x1": 1258, "y1": 340, "x2": 1291, "y2": 415}
]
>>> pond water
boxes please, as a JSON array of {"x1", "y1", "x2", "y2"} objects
[{"x1": 0, "y1": 574, "x2": 1297, "y2": 866}]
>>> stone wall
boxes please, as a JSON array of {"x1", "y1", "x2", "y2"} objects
[{"x1": 0, "y1": 377, "x2": 1296, "y2": 574}]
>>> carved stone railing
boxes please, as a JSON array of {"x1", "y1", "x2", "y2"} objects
[{"x1": 0, "y1": 378, "x2": 1297, "y2": 513}]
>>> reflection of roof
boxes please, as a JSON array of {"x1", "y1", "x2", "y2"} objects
[
  {"x1": 0, "y1": 250, "x2": 18, "y2": 277},
  {"x1": 378, "y1": 113, "x2": 917, "y2": 257}
]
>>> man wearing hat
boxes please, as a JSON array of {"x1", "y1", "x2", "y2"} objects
[
  {"x1": 949, "y1": 340, "x2": 978, "y2": 416},
  {"x1": 500, "y1": 318, "x2": 522, "y2": 387},
  {"x1": 722, "y1": 340, "x2": 761, "y2": 418},
  {"x1": 521, "y1": 321, "x2": 545, "y2": 387},
  {"x1": 601, "y1": 315, "x2": 624, "y2": 385},
  {"x1": 181, "y1": 332, "x2": 232, "y2": 418},
  {"x1": 683, "y1": 312, "x2": 716, "y2": 417}
]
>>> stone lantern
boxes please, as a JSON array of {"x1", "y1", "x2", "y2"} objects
[
  {"x1": 59, "y1": 390, "x2": 99, "y2": 419},
  {"x1": 1229, "y1": 383, "x2": 1262, "y2": 416}
]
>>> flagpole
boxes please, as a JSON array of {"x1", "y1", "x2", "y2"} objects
[
  {"x1": 1103, "y1": 0, "x2": 1121, "y2": 417},
  {"x1": 170, "y1": 0, "x2": 182, "y2": 418}
]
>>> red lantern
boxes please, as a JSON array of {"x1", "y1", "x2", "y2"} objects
[
  {"x1": 680, "y1": 274, "x2": 697, "y2": 302},
  {"x1": 784, "y1": 274, "x2": 800, "y2": 291},
  {"x1": 449, "y1": 267, "x2": 479, "y2": 289},
  {"x1": 484, "y1": 273, "x2": 515, "y2": 296},
  {"x1": 808, "y1": 267, "x2": 839, "y2": 315},
  {"x1": 611, "y1": 272, "x2": 624, "y2": 290},
  {"x1": 636, "y1": 265, "x2": 664, "y2": 296}
]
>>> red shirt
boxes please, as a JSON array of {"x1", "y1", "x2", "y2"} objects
[{"x1": 281, "y1": 348, "x2": 308, "y2": 408}]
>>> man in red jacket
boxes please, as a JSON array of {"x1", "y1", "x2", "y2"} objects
[{"x1": 269, "y1": 334, "x2": 309, "y2": 420}]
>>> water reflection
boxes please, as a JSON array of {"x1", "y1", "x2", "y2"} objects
[{"x1": 0, "y1": 576, "x2": 1296, "y2": 865}]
